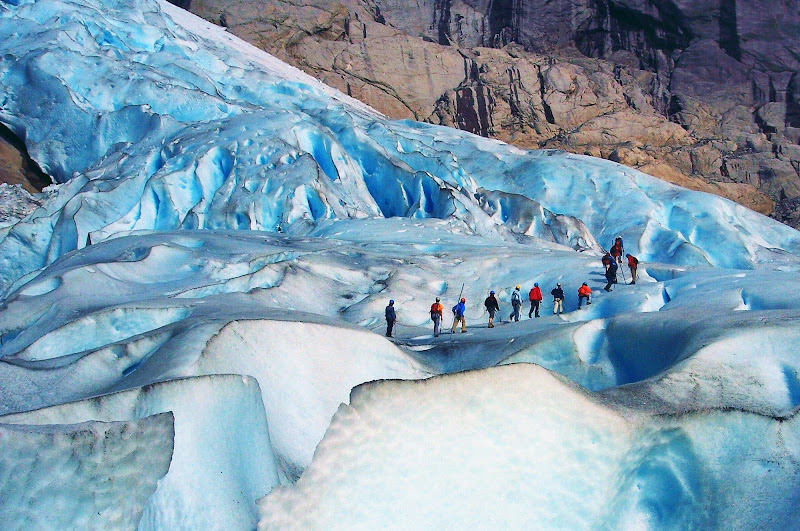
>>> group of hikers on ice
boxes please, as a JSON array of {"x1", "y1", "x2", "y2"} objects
[
  {"x1": 385, "y1": 236, "x2": 639, "y2": 338},
  {"x1": 602, "y1": 236, "x2": 638, "y2": 290}
]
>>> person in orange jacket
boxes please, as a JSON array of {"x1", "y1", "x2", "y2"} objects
[
  {"x1": 528, "y1": 283, "x2": 543, "y2": 318},
  {"x1": 626, "y1": 253, "x2": 639, "y2": 284},
  {"x1": 430, "y1": 297, "x2": 444, "y2": 336},
  {"x1": 577, "y1": 282, "x2": 592, "y2": 309}
]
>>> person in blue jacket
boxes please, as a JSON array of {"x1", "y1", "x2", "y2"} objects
[
  {"x1": 385, "y1": 299, "x2": 396, "y2": 337},
  {"x1": 451, "y1": 297, "x2": 467, "y2": 333}
]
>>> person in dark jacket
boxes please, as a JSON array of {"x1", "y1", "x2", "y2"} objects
[
  {"x1": 551, "y1": 283, "x2": 565, "y2": 315},
  {"x1": 604, "y1": 261, "x2": 618, "y2": 291},
  {"x1": 484, "y1": 291, "x2": 500, "y2": 328},
  {"x1": 451, "y1": 298, "x2": 467, "y2": 333},
  {"x1": 528, "y1": 283, "x2": 543, "y2": 318},
  {"x1": 385, "y1": 299, "x2": 396, "y2": 337}
]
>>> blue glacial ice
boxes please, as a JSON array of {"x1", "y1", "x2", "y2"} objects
[
  {"x1": 2, "y1": 0, "x2": 800, "y2": 528},
  {"x1": 2, "y1": 0, "x2": 800, "y2": 292}
]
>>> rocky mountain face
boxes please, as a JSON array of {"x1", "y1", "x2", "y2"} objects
[
  {"x1": 177, "y1": 0, "x2": 800, "y2": 227},
  {"x1": 0, "y1": 124, "x2": 50, "y2": 194}
]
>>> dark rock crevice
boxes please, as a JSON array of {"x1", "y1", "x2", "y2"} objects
[
  {"x1": 433, "y1": 0, "x2": 453, "y2": 45},
  {"x1": 488, "y1": 0, "x2": 518, "y2": 47},
  {"x1": 0, "y1": 123, "x2": 51, "y2": 193},
  {"x1": 576, "y1": 0, "x2": 691, "y2": 74},
  {"x1": 536, "y1": 66, "x2": 556, "y2": 125},
  {"x1": 718, "y1": 0, "x2": 741, "y2": 60}
]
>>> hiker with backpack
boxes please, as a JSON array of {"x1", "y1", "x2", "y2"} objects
[
  {"x1": 577, "y1": 283, "x2": 592, "y2": 309},
  {"x1": 610, "y1": 237, "x2": 624, "y2": 266},
  {"x1": 528, "y1": 283, "x2": 542, "y2": 318},
  {"x1": 451, "y1": 297, "x2": 467, "y2": 334},
  {"x1": 602, "y1": 252, "x2": 613, "y2": 273},
  {"x1": 627, "y1": 253, "x2": 639, "y2": 284},
  {"x1": 509, "y1": 285, "x2": 522, "y2": 322},
  {"x1": 484, "y1": 291, "x2": 500, "y2": 328},
  {"x1": 604, "y1": 261, "x2": 618, "y2": 291},
  {"x1": 430, "y1": 297, "x2": 444, "y2": 336},
  {"x1": 551, "y1": 283, "x2": 565, "y2": 315},
  {"x1": 385, "y1": 299, "x2": 396, "y2": 337}
]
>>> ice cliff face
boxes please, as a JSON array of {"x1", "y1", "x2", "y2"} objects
[
  {"x1": 3, "y1": 0, "x2": 800, "y2": 529},
  {"x1": 183, "y1": 0, "x2": 800, "y2": 228}
]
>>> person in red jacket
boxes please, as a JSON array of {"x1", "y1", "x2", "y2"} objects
[
  {"x1": 577, "y1": 282, "x2": 592, "y2": 309},
  {"x1": 528, "y1": 283, "x2": 543, "y2": 318},
  {"x1": 610, "y1": 240, "x2": 623, "y2": 265},
  {"x1": 601, "y1": 252, "x2": 613, "y2": 272},
  {"x1": 626, "y1": 253, "x2": 639, "y2": 284}
]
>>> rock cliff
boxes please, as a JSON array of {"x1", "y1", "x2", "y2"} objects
[
  {"x1": 0, "y1": 124, "x2": 50, "y2": 194},
  {"x1": 180, "y1": 0, "x2": 800, "y2": 227}
]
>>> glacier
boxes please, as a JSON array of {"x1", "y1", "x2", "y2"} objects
[{"x1": 2, "y1": 0, "x2": 800, "y2": 528}]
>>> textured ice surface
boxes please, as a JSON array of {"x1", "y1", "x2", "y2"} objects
[
  {"x1": 258, "y1": 365, "x2": 800, "y2": 529},
  {"x1": 2, "y1": 0, "x2": 800, "y2": 528},
  {"x1": 0, "y1": 413, "x2": 173, "y2": 530},
  {"x1": 1, "y1": 375, "x2": 277, "y2": 530}
]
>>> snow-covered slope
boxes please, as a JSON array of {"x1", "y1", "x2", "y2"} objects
[{"x1": 2, "y1": 0, "x2": 800, "y2": 528}]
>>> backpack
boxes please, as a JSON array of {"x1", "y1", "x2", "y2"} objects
[{"x1": 511, "y1": 291, "x2": 521, "y2": 303}]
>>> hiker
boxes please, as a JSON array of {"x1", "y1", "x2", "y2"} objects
[
  {"x1": 451, "y1": 297, "x2": 467, "y2": 333},
  {"x1": 509, "y1": 285, "x2": 522, "y2": 322},
  {"x1": 627, "y1": 253, "x2": 639, "y2": 284},
  {"x1": 577, "y1": 282, "x2": 592, "y2": 309},
  {"x1": 528, "y1": 283, "x2": 542, "y2": 318},
  {"x1": 602, "y1": 252, "x2": 613, "y2": 273},
  {"x1": 610, "y1": 238, "x2": 624, "y2": 266},
  {"x1": 551, "y1": 283, "x2": 564, "y2": 315},
  {"x1": 430, "y1": 297, "x2": 444, "y2": 337},
  {"x1": 385, "y1": 299, "x2": 396, "y2": 337},
  {"x1": 611, "y1": 236, "x2": 624, "y2": 264},
  {"x1": 484, "y1": 291, "x2": 500, "y2": 328},
  {"x1": 604, "y1": 261, "x2": 618, "y2": 291}
]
